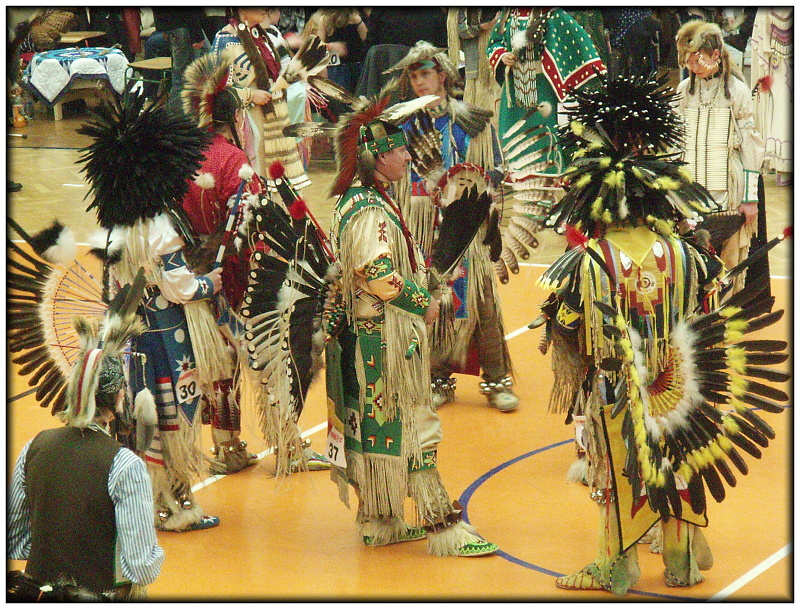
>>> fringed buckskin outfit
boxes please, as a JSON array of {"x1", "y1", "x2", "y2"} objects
[
  {"x1": 536, "y1": 73, "x2": 789, "y2": 594},
  {"x1": 326, "y1": 98, "x2": 497, "y2": 556},
  {"x1": 180, "y1": 52, "x2": 264, "y2": 474},
  {"x1": 675, "y1": 20, "x2": 765, "y2": 294},
  {"x1": 386, "y1": 41, "x2": 516, "y2": 410},
  {"x1": 81, "y1": 90, "x2": 224, "y2": 532},
  {"x1": 211, "y1": 19, "x2": 310, "y2": 191}
]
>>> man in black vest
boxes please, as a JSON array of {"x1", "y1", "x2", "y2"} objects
[{"x1": 8, "y1": 354, "x2": 165, "y2": 599}]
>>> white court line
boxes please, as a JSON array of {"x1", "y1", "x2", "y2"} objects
[
  {"x1": 707, "y1": 544, "x2": 791, "y2": 601},
  {"x1": 189, "y1": 317, "x2": 534, "y2": 494},
  {"x1": 505, "y1": 325, "x2": 531, "y2": 341},
  {"x1": 191, "y1": 420, "x2": 328, "y2": 493},
  {"x1": 62, "y1": 183, "x2": 86, "y2": 187},
  {"x1": 188, "y1": 317, "x2": 539, "y2": 494}
]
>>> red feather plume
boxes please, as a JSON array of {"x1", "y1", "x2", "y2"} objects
[
  {"x1": 330, "y1": 95, "x2": 392, "y2": 197},
  {"x1": 565, "y1": 223, "x2": 589, "y2": 249},
  {"x1": 782, "y1": 226, "x2": 792, "y2": 240},
  {"x1": 757, "y1": 75, "x2": 773, "y2": 93},
  {"x1": 289, "y1": 197, "x2": 308, "y2": 220},
  {"x1": 269, "y1": 161, "x2": 286, "y2": 180}
]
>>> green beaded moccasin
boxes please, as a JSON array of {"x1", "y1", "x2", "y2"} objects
[
  {"x1": 457, "y1": 539, "x2": 499, "y2": 557},
  {"x1": 363, "y1": 526, "x2": 426, "y2": 546}
]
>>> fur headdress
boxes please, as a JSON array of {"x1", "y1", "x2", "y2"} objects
[
  {"x1": 62, "y1": 269, "x2": 147, "y2": 427},
  {"x1": 330, "y1": 93, "x2": 439, "y2": 196},
  {"x1": 78, "y1": 86, "x2": 211, "y2": 229},
  {"x1": 676, "y1": 19, "x2": 739, "y2": 99},
  {"x1": 181, "y1": 52, "x2": 241, "y2": 129},
  {"x1": 383, "y1": 40, "x2": 463, "y2": 100},
  {"x1": 549, "y1": 72, "x2": 723, "y2": 235}
]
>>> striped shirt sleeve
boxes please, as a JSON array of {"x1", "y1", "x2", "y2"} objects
[
  {"x1": 7, "y1": 440, "x2": 33, "y2": 559},
  {"x1": 108, "y1": 449, "x2": 165, "y2": 585}
]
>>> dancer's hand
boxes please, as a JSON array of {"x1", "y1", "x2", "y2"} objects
[
  {"x1": 252, "y1": 89, "x2": 272, "y2": 105},
  {"x1": 424, "y1": 298, "x2": 440, "y2": 326},
  {"x1": 207, "y1": 267, "x2": 223, "y2": 294},
  {"x1": 739, "y1": 202, "x2": 757, "y2": 225},
  {"x1": 500, "y1": 52, "x2": 516, "y2": 67},
  {"x1": 481, "y1": 13, "x2": 499, "y2": 30}
]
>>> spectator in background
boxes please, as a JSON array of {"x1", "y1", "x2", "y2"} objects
[
  {"x1": 605, "y1": 8, "x2": 660, "y2": 78},
  {"x1": 367, "y1": 7, "x2": 447, "y2": 48},
  {"x1": 277, "y1": 7, "x2": 311, "y2": 50},
  {"x1": 317, "y1": 8, "x2": 368, "y2": 94},
  {"x1": 152, "y1": 8, "x2": 207, "y2": 117}
]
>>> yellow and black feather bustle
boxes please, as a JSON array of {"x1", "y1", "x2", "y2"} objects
[
  {"x1": 594, "y1": 272, "x2": 789, "y2": 520},
  {"x1": 550, "y1": 72, "x2": 724, "y2": 236}
]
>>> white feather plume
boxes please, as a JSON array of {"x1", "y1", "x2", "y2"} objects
[
  {"x1": 194, "y1": 172, "x2": 215, "y2": 190},
  {"x1": 238, "y1": 163, "x2": 255, "y2": 182},
  {"x1": 134, "y1": 388, "x2": 158, "y2": 425},
  {"x1": 41, "y1": 226, "x2": 77, "y2": 265},
  {"x1": 511, "y1": 31, "x2": 527, "y2": 51}
]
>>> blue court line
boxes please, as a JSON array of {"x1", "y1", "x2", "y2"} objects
[{"x1": 457, "y1": 438, "x2": 707, "y2": 601}]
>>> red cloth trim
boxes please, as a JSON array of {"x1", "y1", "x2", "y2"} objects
[
  {"x1": 144, "y1": 455, "x2": 165, "y2": 465},
  {"x1": 488, "y1": 47, "x2": 507, "y2": 71},
  {"x1": 630, "y1": 494, "x2": 648, "y2": 518},
  {"x1": 410, "y1": 180, "x2": 429, "y2": 197},
  {"x1": 155, "y1": 376, "x2": 171, "y2": 384},
  {"x1": 541, "y1": 49, "x2": 605, "y2": 102}
]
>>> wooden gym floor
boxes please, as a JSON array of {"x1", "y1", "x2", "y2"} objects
[{"x1": 6, "y1": 115, "x2": 793, "y2": 601}]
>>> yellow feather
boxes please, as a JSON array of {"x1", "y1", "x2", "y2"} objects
[
  {"x1": 629, "y1": 366, "x2": 640, "y2": 386},
  {"x1": 615, "y1": 161, "x2": 624, "y2": 169},
  {"x1": 729, "y1": 374, "x2": 749, "y2": 397},
  {"x1": 686, "y1": 451, "x2": 699, "y2": 472},
  {"x1": 677, "y1": 462, "x2": 694, "y2": 481},
  {"x1": 602, "y1": 209, "x2": 613, "y2": 224},
  {"x1": 597, "y1": 157, "x2": 611, "y2": 169},
  {"x1": 677, "y1": 167, "x2": 693, "y2": 182},
  {"x1": 720, "y1": 306, "x2": 742, "y2": 319},
  {"x1": 724, "y1": 328, "x2": 744, "y2": 342},
  {"x1": 570, "y1": 120, "x2": 585, "y2": 136},
  {"x1": 575, "y1": 174, "x2": 592, "y2": 189},
  {"x1": 631, "y1": 166, "x2": 644, "y2": 180},
  {"x1": 655, "y1": 176, "x2": 681, "y2": 190},
  {"x1": 717, "y1": 435, "x2": 733, "y2": 451},
  {"x1": 725, "y1": 347, "x2": 747, "y2": 374},
  {"x1": 591, "y1": 196, "x2": 603, "y2": 219},
  {"x1": 572, "y1": 148, "x2": 586, "y2": 159},
  {"x1": 698, "y1": 446, "x2": 714, "y2": 468},
  {"x1": 722, "y1": 415, "x2": 740, "y2": 435},
  {"x1": 709, "y1": 440, "x2": 725, "y2": 460},
  {"x1": 726, "y1": 319, "x2": 749, "y2": 332},
  {"x1": 656, "y1": 469, "x2": 666, "y2": 487},
  {"x1": 729, "y1": 397, "x2": 748, "y2": 413}
]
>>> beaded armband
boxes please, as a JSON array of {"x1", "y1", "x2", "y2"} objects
[{"x1": 388, "y1": 278, "x2": 431, "y2": 316}]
